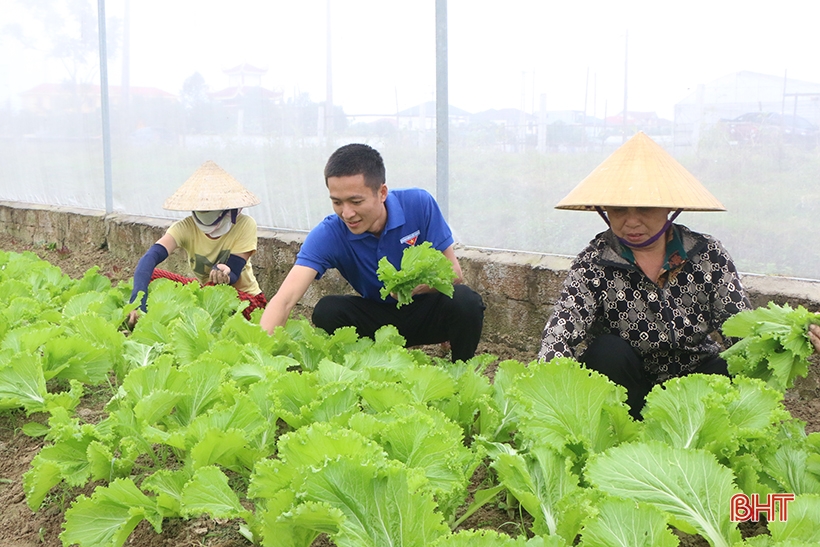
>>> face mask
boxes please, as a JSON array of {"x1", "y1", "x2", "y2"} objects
[
  {"x1": 193, "y1": 210, "x2": 226, "y2": 225},
  {"x1": 192, "y1": 209, "x2": 237, "y2": 237}
]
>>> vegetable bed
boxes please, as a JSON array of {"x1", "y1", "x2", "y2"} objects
[{"x1": 1, "y1": 246, "x2": 820, "y2": 547}]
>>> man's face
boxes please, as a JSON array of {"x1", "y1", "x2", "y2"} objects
[{"x1": 327, "y1": 174, "x2": 388, "y2": 235}]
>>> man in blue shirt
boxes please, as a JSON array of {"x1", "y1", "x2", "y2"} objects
[{"x1": 260, "y1": 143, "x2": 485, "y2": 361}]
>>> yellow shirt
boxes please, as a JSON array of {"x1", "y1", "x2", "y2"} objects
[{"x1": 167, "y1": 214, "x2": 262, "y2": 295}]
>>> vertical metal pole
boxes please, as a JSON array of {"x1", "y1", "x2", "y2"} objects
[
  {"x1": 781, "y1": 70, "x2": 787, "y2": 117},
  {"x1": 97, "y1": 0, "x2": 113, "y2": 214},
  {"x1": 622, "y1": 30, "x2": 628, "y2": 144},
  {"x1": 121, "y1": 0, "x2": 130, "y2": 109},
  {"x1": 325, "y1": 0, "x2": 334, "y2": 140},
  {"x1": 435, "y1": 0, "x2": 449, "y2": 221},
  {"x1": 582, "y1": 67, "x2": 589, "y2": 149}
]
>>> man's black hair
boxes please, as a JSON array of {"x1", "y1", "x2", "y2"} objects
[{"x1": 324, "y1": 143, "x2": 386, "y2": 192}]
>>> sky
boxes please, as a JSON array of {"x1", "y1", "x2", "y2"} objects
[{"x1": 3, "y1": 0, "x2": 820, "y2": 120}]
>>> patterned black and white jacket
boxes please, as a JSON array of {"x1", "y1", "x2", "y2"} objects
[{"x1": 538, "y1": 224, "x2": 751, "y2": 383}]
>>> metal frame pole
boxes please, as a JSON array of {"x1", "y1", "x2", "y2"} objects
[
  {"x1": 97, "y1": 0, "x2": 113, "y2": 214},
  {"x1": 435, "y1": 0, "x2": 449, "y2": 220}
]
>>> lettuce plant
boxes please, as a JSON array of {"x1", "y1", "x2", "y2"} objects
[
  {"x1": 377, "y1": 241, "x2": 457, "y2": 307},
  {"x1": 721, "y1": 302, "x2": 820, "y2": 391}
]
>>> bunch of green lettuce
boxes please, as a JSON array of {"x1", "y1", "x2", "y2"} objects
[
  {"x1": 721, "y1": 302, "x2": 820, "y2": 391},
  {"x1": 377, "y1": 242, "x2": 457, "y2": 307}
]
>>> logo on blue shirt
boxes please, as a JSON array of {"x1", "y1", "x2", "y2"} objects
[{"x1": 400, "y1": 230, "x2": 420, "y2": 246}]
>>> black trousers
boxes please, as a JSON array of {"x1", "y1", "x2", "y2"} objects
[
  {"x1": 580, "y1": 334, "x2": 729, "y2": 420},
  {"x1": 312, "y1": 284, "x2": 485, "y2": 362}
]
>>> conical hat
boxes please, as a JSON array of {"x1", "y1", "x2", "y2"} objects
[
  {"x1": 163, "y1": 160, "x2": 260, "y2": 211},
  {"x1": 555, "y1": 132, "x2": 725, "y2": 211}
]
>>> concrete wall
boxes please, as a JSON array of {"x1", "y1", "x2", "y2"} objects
[{"x1": 2, "y1": 200, "x2": 820, "y2": 353}]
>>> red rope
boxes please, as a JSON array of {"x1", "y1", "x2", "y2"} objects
[{"x1": 150, "y1": 269, "x2": 267, "y2": 320}]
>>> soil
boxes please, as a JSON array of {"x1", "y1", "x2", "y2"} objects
[{"x1": 1, "y1": 234, "x2": 817, "y2": 547}]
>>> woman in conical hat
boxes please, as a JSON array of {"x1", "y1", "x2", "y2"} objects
[
  {"x1": 128, "y1": 161, "x2": 266, "y2": 326},
  {"x1": 539, "y1": 132, "x2": 751, "y2": 419}
]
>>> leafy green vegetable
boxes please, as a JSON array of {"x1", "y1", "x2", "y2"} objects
[
  {"x1": 586, "y1": 441, "x2": 741, "y2": 547},
  {"x1": 377, "y1": 241, "x2": 457, "y2": 307},
  {"x1": 60, "y1": 478, "x2": 163, "y2": 547},
  {"x1": 579, "y1": 497, "x2": 679, "y2": 547},
  {"x1": 491, "y1": 444, "x2": 586, "y2": 541},
  {"x1": 508, "y1": 357, "x2": 638, "y2": 468},
  {"x1": 11, "y1": 249, "x2": 820, "y2": 546},
  {"x1": 721, "y1": 302, "x2": 820, "y2": 391},
  {"x1": 766, "y1": 494, "x2": 820, "y2": 544}
]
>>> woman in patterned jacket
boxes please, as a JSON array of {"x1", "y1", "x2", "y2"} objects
[{"x1": 539, "y1": 132, "x2": 750, "y2": 419}]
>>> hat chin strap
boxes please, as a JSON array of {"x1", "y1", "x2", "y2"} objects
[{"x1": 595, "y1": 207, "x2": 682, "y2": 249}]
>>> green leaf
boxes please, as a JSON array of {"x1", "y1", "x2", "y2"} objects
[
  {"x1": 87, "y1": 440, "x2": 135, "y2": 483},
  {"x1": 0, "y1": 353, "x2": 47, "y2": 412},
  {"x1": 169, "y1": 308, "x2": 216, "y2": 364},
  {"x1": 22, "y1": 460, "x2": 62, "y2": 511},
  {"x1": 580, "y1": 497, "x2": 678, "y2": 547},
  {"x1": 377, "y1": 241, "x2": 457, "y2": 307},
  {"x1": 197, "y1": 283, "x2": 243, "y2": 327},
  {"x1": 171, "y1": 357, "x2": 228, "y2": 426},
  {"x1": 259, "y1": 499, "x2": 343, "y2": 547},
  {"x1": 763, "y1": 445, "x2": 820, "y2": 495},
  {"x1": 42, "y1": 335, "x2": 111, "y2": 384},
  {"x1": 180, "y1": 466, "x2": 249, "y2": 520},
  {"x1": 60, "y1": 478, "x2": 162, "y2": 547},
  {"x1": 369, "y1": 405, "x2": 480, "y2": 521},
  {"x1": 510, "y1": 357, "x2": 638, "y2": 464},
  {"x1": 142, "y1": 468, "x2": 191, "y2": 517},
  {"x1": 404, "y1": 364, "x2": 457, "y2": 403},
  {"x1": 491, "y1": 444, "x2": 583, "y2": 540},
  {"x1": 642, "y1": 373, "x2": 736, "y2": 456},
  {"x1": 22, "y1": 421, "x2": 50, "y2": 437},
  {"x1": 725, "y1": 375, "x2": 789, "y2": 432},
  {"x1": 133, "y1": 390, "x2": 185, "y2": 425},
  {"x1": 586, "y1": 441, "x2": 741, "y2": 547},
  {"x1": 721, "y1": 302, "x2": 818, "y2": 391},
  {"x1": 189, "y1": 428, "x2": 250, "y2": 471},
  {"x1": 265, "y1": 458, "x2": 449, "y2": 547},
  {"x1": 767, "y1": 493, "x2": 820, "y2": 543}
]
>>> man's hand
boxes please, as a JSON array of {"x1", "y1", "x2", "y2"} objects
[
  {"x1": 411, "y1": 284, "x2": 435, "y2": 296},
  {"x1": 390, "y1": 284, "x2": 435, "y2": 301},
  {"x1": 209, "y1": 264, "x2": 231, "y2": 285},
  {"x1": 809, "y1": 324, "x2": 820, "y2": 354}
]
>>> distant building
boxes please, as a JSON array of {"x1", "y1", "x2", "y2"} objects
[
  {"x1": 674, "y1": 71, "x2": 820, "y2": 147},
  {"x1": 209, "y1": 64, "x2": 284, "y2": 135},
  {"x1": 19, "y1": 83, "x2": 176, "y2": 115},
  {"x1": 210, "y1": 63, "x2": 284, "y2": 107},
  {"x1": 605, "y1": 110, "x2": 662, "y2": 128},
  {"x1": 544, "y1": 110, "x2": 587, "y2": 125},
  {"x1": 397, "y1": 101, "x2": 471, "y2": 130}
]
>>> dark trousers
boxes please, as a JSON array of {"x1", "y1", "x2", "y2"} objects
[
  {"x1": 580, "y1": 334, "x2": 729, "y2": 420},
  {"x1": 312, "y1": 284, "x2": 485, "y2": 362}
]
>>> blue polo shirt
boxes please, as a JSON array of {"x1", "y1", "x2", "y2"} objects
[{"x1": 295, "y1": 187, "x2": 454, "y2": 300}]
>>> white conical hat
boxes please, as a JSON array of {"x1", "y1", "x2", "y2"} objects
[
  {"x1": 163, "y1": 160, "x2": 260, "y2": 211},
  {"x1": 555, "y1": 132, "x2": 725, "y2": 211}
]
